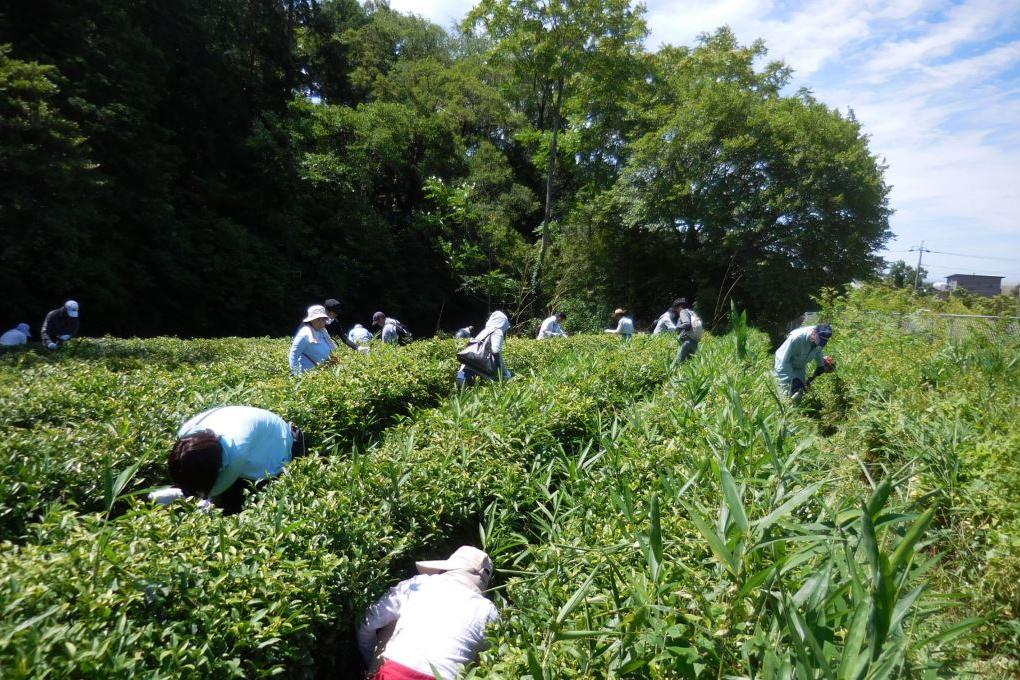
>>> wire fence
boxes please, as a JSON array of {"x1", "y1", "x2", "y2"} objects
[{"x1": 800, "y1": 310, "x2": 1020, "y2": 342}]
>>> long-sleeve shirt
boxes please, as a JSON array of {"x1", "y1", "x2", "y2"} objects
[
  {"x1": 460, "y1": 312, "x2": 511, "y2": 381},
  {"x1": 348, "y1": 325, "x2": 374, "y2": 344},
  {"x1": 537, "y1": 316, "x2": 567, "y2": 339},
  {"x1": 675, "y1": 309, "x2": 694, "y2": 340},
  {"x1": 651, "y1": 311, "x2": 677, "y2": 335},
  {"x1": 177, "y1": 406, "x2": 294, "y2": 498},
  {"x1": 381, "y1": 318, "x2": 403, "y2": 344},
  {"x1": 0, "y1": 328, "x2": 29, "y2": 346},
  {"x1": 41, "y1": 308, "x2": 79, "y2": 344},
  {"x1": 358, "y1": 573, "x2": 499, "y2": 680},
  {"x1": 289, "y1": 324, "x2": 334, "y2": 375},
  {"x1": 774, "y1": 326, "x2": 825, "y2": 389},
  {"x1": 605, "y1": 316, "x2": 635, "y2": 338}
]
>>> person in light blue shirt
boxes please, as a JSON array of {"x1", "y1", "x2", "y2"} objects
[
  {"x1": 168, "y1": 405, "x2": 303, "y2": 514},
  {"x1": 774, "y1": 324, "x2": 835, "y2": 398},
  {"x1": 348, "y1": 323, "x2": 374, "y2": 344},
  {"x1": 290, "y1": 305, "x2": 335, "y2": 375}
]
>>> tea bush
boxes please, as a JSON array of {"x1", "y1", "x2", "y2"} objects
[
  {"x1": 2, "y1": 288, "x2": 1018, "y2": 677},
  {"x1": 0, "y1": 334, "x2": 675, "y2": 677},
  {"x1": 0, "y1": 335, "x2": 588, "y2": 539}
]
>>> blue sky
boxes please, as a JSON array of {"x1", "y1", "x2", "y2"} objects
[{"x1": 389, "y1": 0, "x2": 1020, "y2": 286}]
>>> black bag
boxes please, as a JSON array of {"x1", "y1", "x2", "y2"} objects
[
  {"x1": 457, "y1": 329, "x2": 498, "y2": 378},
  {"x1": 395, "y1": 322, "x2": 413, "y2": 345}
]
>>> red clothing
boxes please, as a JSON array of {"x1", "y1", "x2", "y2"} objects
[{"x1": 372, "y1": 659, "x2": 436, "y2": 680}]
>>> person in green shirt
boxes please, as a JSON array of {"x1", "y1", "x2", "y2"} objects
[{"x1": 774, "y1": 323, "x2": 836, "y2": 398}]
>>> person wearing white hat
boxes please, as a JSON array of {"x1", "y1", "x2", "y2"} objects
[
  {"x1": 41, "y1": 300, "x2": 79, "y2": 349},
  {"x1": 0, "y1": 323, "x2": 32, "y2": 347},
  {"x1": 357, "y1": 545, "x2": 499, "y2": 680},
  {"x1": 289, "y1": 305, "x2": 335, "y2": 375},
  {"x1": 604, "y1": 308, "x2": 634, "y2": 340}
]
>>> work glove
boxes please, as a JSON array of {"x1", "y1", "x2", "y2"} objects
[
  {"x1": 823, "y1": 356, "x2": 836, "y2": 372},
  {"x1": 59, "y1": 334, "x2": 71, "y2": 341},
  {"x1": 47, "y1": 342, "x2": 58, "y2": 350}
]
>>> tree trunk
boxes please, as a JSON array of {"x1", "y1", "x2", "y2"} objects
[{"x1": 535, "y1": 75, "x2": 564, "y2": 288}]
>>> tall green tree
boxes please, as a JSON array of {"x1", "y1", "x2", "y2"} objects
[
  {"x1": 584, "y1": 29, "x2": 891, "y2": 329},
  {"x1": 0, "y1": 45, "x2": 96, "y2": 315},
  {"x1": 464, "y1": 0, "x2": 648, "y2": 288}
]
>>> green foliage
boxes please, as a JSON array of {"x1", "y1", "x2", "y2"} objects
[
  {"x1": 0, "y1": 334, "x2": 673, "y2": 677},
  {"x1": 1, "y1": 292, "x2": 1017, "y2": 676},
  {"x1": 884, "y1": 260, "x2": 927, "y2": 289}
]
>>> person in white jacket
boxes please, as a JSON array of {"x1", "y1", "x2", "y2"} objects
[
  {"x1": 358, "y1": 546, "x2": 499, "y2": 680},
  {"x1": 604, "y1": 308, "x2": 634, "y2": 340},
  {"x1": 651, "y1": 300, "x2": 682, "y2": 335},
  {"x1": 457, "y1": 311, "x2": 511, "y2": 388},
  {"x1": 537, "y1": 312, "x2": 567, "y2": 339}
]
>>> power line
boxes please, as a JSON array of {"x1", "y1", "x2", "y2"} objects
[{"x1": 926, "y1": 249, "x2": 1019, "y2": 264}]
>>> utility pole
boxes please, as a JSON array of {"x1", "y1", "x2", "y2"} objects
[{"x1": 908, "y1": 241, "x2": 931, "y2": 291}]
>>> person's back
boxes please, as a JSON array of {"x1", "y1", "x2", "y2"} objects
[
  {"x1": 358, "y1": 546, "x2": 499, "y2": 680},
  {"x1": 177, "y1": 405, "x2": 293, "y2": 496},
  {"x1": 375, "y1": 574, "x2": 497, "y2": 679},
  {"x1": 348, "y1": 324, "x2": 373, "y2": 344},
  {"x1": 0, "y1": 323, "x2": 30, "y2": 347},
  {"x1": 651, "y1": 310, "x2": 676, "y2": 335}
]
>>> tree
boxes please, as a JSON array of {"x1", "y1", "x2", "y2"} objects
[
  {"x1": 885, "y1": 260, "x2": 926, "y2": 289},
  {"x1": 578, "y1": 29, "x2": 891, "y2": 330},
  {"x1": 464, "y1": 0, "x2": 647, "y2": 292},
  {"x1": 0, "y1": 45, "x2": 96, "y2": 322}
]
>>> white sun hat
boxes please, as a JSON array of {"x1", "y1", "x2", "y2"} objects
[
  {"x1": 416, "y1": 545, "x2": 493, "y2": 579},
  {"x1": 302, "y1": 305, "x2": 330, "y2": 323}
]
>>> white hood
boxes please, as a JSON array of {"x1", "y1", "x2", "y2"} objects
[{"x1": 485, "y1": 311, "x2": 510, "y2": 332}]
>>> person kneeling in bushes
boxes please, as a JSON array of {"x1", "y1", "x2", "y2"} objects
[
  {"x1": 358, "y1": 546, "x2": 499, "y2": 680},
  {"x1": 167, "y1": 405, "x2": 306, "y2": 515}
]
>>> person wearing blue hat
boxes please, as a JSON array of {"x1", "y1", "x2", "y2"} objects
[
  {"x1": 774, "y1": 323, "x2": 836, "y2": 398},
  {"x1": 41, "y1": 300, "x2": 79, "y2": 349},
  {"x1": 0, "y1": 323, "x2": 32, "y2": 347}
]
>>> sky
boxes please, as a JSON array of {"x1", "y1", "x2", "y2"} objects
[{"x1": 389, "y1": 0, "x2": 1020, "y2": 286}]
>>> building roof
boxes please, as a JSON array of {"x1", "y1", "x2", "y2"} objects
[{"x1": 945, "y1": 273, "x2": 1004, "y2": 280}]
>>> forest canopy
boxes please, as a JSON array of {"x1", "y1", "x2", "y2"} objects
[{"x1": 0, "y1": 0, "x2": 890, "y2": 337}]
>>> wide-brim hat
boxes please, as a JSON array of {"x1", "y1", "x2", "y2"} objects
[
  {"x1": 613, "y1": 308, "x2": 627, "y2": 315},
  {"x1": 303, "y1": 305, "x2": 330, "y2": 323},
  {"x1": 16, "y1": 323, "x2": 30, "y2": 337},
  {"x1": 416, "y1": 545, "x2": 493, "y2": 579}
]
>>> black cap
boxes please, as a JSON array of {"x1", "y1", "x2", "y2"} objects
[{"x1": 323, "y1": 298, "x2": 343, "y2": 313}]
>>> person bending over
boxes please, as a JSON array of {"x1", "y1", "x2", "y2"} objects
[
  {"x1": 168, "y1": 405, "x2": 305, "y2": 514},
  {"x1": 774, "y1": 323, "x2": 836, "y2": 399},
  {"x1": 358, "y1": 546, "x2": 499, "y2": 680}
]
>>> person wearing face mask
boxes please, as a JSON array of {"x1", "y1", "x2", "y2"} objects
[
  {"x1": 357, "y1": 546, "x2": 499, "y2": 680},
  {"x1": 289, "y1": 305, "x2": 336, "y2": 375},
  {"x1": 322, "y1": 298, "x2": 360, "y2": 352},
  {"x1": 774, "y1": 323, "x2": 836, "y2": 398}
]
